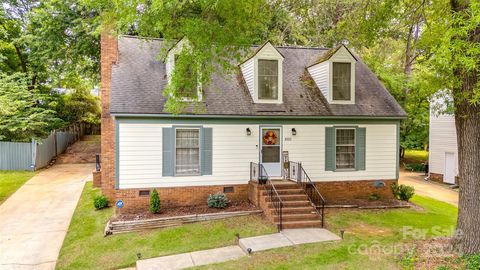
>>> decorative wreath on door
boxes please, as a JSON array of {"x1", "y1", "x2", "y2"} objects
[{"x1": 263, "y1": 131, "x2": 277, "y2": 145}]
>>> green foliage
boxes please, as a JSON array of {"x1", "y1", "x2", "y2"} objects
[
  {"x1": 404, "y1": 163, "x2": 425, "y2": 172},
  {"x1": 391, "y1": 183, "x2": 415, "y2": 202},
  {"x1": 401, "y1": 247, "x2": 418, "y2": 270},
  {"x1": 106, "y1": 0, "x2": 271, "y2": 114},
  {"x1": 0, "y1": 170, "x2": 35, "y2": 205},
  {"x1": 368, "y1": 193, "x2": 381, "y2": 201},
  {"x1": 0, "y1": 73, "x2": 62, "y2": 141},
  {"x1": 149, "y1": 189, "x2": 161, "y2": 214},
  {"x1": 93, "y1": 195, "x2": 108, "y2": 209},
  {"x1": 0, "y1": 1, "x2": 101, "y2": 140},
  {"x1": 57, "y1": 182, "x2": 276, "y2": 270},
  {"x1": 463, "y1": 254, "x2": 480, "y2": 270},
  {"x1": 55, "y1": 88, "x2": 100, "y2": 125},
  {"x1": 207, "y1": 193, "x2": 228, "y2": 209}
]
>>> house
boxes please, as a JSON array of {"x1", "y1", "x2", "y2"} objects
[
  {"x1": 428, "y1": 95, "x2": 458, "y2": 184},
  {"x1": 99, "y1": 34, "x2": 406, "y2": 227}
]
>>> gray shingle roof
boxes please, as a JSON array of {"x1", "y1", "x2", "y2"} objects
[{"x1": 110, "y1": 36, "x2": 406, "y2": 118}]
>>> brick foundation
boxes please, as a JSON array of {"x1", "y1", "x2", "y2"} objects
[
  {"x1": 92, "y1": 171, "x2": 101, "y2": 188},
  {"x1": 429, "y1": 172, "x2": 459, "y2": 184},
  {"x1": 429, "y1": 172, "x2": 444, "y2": 183},
  {"x1": 315, "y1": 179, "x2": 396, "y2": 203},
  {"x1": 116, "y1": 184, "x2": 249, "y2": 213}
]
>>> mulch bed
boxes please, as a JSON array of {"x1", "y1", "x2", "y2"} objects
[
  {"x1": 403, "y1": 237, "x2": 465, "y2": 269},
  {"x1": 113, "y1": 201, "x2": 259, "y2": 222}
]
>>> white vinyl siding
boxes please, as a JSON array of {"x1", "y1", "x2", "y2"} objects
[
  {"x1": 240, "y1": 58, "x2": 254, "y2": 97},
  {"x1": 429, "y1": 113, "x2": 458, "y2": 177},
  {"x1": 283, "y1": 124, "x2": 397, "y2": 180},
  {"x1": 307, "y1": 61, "x2": 329, "y2": 99},
  {"x1": 118, "y1": 122, "x2": 398, "y2": 189}
]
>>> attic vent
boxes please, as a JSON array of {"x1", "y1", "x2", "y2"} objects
[
  {"x1": 223, "y1": 186, "x2": 234, "y2": 193},
  {"x1": 139, "y1": 190, "x2": 150, "y2": 197}
]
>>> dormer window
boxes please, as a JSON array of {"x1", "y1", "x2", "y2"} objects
[
  {"x1": 332, "y1": 62, "x2": 351, "y2": 101},
  {"x1": 239, "y1": 41, "x2": 284, "y2": 104},
  {"x1": 306, "y1": 45, "x2": 357, "y2": 105},
  {"x1": 258, "y1": 59, "x2": 279, "y2": 100}
]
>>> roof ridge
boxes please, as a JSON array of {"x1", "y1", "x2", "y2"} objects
[
  {"x1": 119, "y1": 35, "x2": 165, "y2": 41},
  {"x1": 119, "y1": 35, "x2": 330, "y2": 50}
]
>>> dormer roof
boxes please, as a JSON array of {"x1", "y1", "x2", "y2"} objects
[
  {"x1": 240, "y1": 41, "x2": 285, "y2": 65},
  {"x1": 307, "y1": 44, "x2": 358, "y2": 68}
]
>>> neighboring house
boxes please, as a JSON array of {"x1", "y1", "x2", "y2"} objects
[
  {"x1": 99, "y1": 35, "x2": 406, "y2": 219},
  {"x1": 428, "y1": 96, "x2": 458, "y2": 184}
]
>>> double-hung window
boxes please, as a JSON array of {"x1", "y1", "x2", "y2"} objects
[
  {"x1": 175, "y1": 128, "x2": 200, "y2": 175},
  {"x1": 258, "y1": 59, "x2": 279, "y2": 100},
  {"x1": 332, "y1": 62, "x2": 351, "y2": 101},
  {"x1": 336, "y1": 128, "x2": 355, "y2": 169}
]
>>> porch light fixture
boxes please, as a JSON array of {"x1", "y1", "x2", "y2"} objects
[
  {"x1": 246, "y1": 128, "x2": 251, "y2": 136},
  {"x1": 291, "y1": 128, "x2": 297, "y2": 136}
]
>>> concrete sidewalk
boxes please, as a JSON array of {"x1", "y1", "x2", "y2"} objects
[
  {"x1": 136, "y1": 228, "x2": 341, "y2": 270},
  {"x1": 399, "y1": 170, "x2": 458, "y2": 206},
  {"x1": 0, "y1": 163, "x2": 93, "y2": 270}
]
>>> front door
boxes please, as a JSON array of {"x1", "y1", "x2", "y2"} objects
[{"x1": 260, "y1": 127, "x2": 282, "y2": 177}]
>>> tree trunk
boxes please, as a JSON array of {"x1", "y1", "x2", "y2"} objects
[
  {"x1": 452, "y1": 72, "x2": 480, "y2": 254},
  {"x1": 451, "y1": 0, "x2": 480, "y2": 255}
]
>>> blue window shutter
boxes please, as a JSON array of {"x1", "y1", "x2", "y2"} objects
[
  {"x1": 356, "y1": 127, "x2": 366, "y2": 170},
  {"x1": 162, "y1": 128, "x2": 174, "y2": 176},
  {"x1": 325, "y1": 127, "x2": 335, "y2": 171},
  {"x1": 201, "y1": 128, "x2": 213, "y2": 175}
]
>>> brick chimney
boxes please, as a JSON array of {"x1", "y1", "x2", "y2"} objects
[{"x1": 100, "y1": 31, "x2": 118, "y2": 201}]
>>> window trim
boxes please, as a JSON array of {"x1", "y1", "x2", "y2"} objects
[
  {"x1": 257, "y1": 59, "x2": 280, "y2": 101},
  {"x1": 334, "y1": 127, "x2": 356, "y2": 171},
  {"x1": 174, "y1": 127, "x2": 202, "y2": 176},
  {"x1": 254, "y1": 57, "x2": 283, "y2": 104},
  {"x1": 328, "y1": 57, "x2": 355, "y2": 105},
  {"x1": 332, "y1": 62, "x2": 352, "y2": 102}
]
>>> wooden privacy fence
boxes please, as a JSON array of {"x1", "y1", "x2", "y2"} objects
[{"x1": 0, "y1": 122, "x2": 100, "y2": 171}]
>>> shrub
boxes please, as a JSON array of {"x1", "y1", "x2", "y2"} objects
[
  {"x1": 391, "y1": 183, "x2": 415, "y2": 202},
  {"x1": 368, "y1": 193, "x2": 381, "y2": 201},
  {"x1": 149, "y1": 189, "x2": 161, "y2": 213},
  {"x1": 404, "y1": 163, "x2": 425, "y2": 172},
  {"x1": 207, "y1": 192, "x2": 228, "y2": 208},
  {"x1": 93, "y1": 195, "x2": 108, "y2": 209}
]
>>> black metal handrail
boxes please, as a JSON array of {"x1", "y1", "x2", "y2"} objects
[
  {"x1": 250, "y1": 162, "x2": 284, "y2": 231},
  {"x1": 289, "y1": 161, "x2": 326, "y2": 227}
]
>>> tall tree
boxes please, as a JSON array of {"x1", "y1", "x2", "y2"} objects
[{"x1": 447, "y1": 0, "x2": 480, "y2": 254}]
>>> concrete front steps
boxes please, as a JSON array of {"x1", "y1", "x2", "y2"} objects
[{"x1": 260, "y1": 181, "x2": 322, "y2": 229}]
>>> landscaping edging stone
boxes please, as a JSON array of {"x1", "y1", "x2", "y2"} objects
[{"x1": 104, "y1": 210, "x2": 263, "y2": 235}]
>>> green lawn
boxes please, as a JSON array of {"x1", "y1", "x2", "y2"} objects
[
  {"x1": 0, "y1": 170, "x2": 35, "y2": 204},
  {"x1": 404, "y1": 149, "x2": 429, "y2": 164},
  {"x1": 56, "y1": 182, "x2": 277, "y2": 270},
  {"x1": 57, "y1": 182, "x2": 458, "y2": 270},
  {"x1": 195, "y1": 196, "x2": 458, "y2": 270}
]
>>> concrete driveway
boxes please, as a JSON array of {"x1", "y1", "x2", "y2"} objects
[
  {"x1": 399, "y1": 170, "x2": 458, "y2": 206},
  {"x1": 0, "y1": 163, "x2": 93, "y2": 270}
]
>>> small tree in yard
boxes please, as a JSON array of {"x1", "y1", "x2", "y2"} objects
[{"x1": 149, "y1": 189, "x2": 161, "y2": 214}]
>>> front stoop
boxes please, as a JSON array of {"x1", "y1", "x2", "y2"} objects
[{"x1": 257, "y1": 181, "x2": 322, "y2": 229}]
